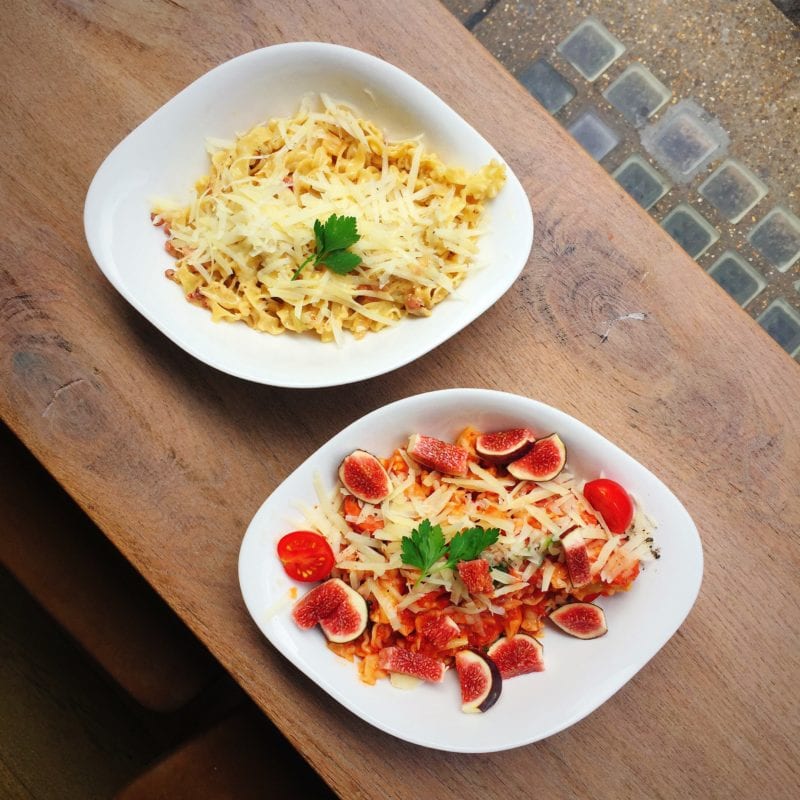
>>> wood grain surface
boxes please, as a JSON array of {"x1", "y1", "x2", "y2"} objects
[{"x1": 2, "y1": 1, "x2": 798, "y2": 798}]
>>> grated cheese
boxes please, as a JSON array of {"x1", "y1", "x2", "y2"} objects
[{"x1": 154, "y1": 96, "x2": 506, "y2": 342}]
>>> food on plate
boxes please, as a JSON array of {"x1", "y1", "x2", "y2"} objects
[
  {"x1": 339, "y1": 451, "x2": 391, "y2": 503},
  {"x1": 280, "y1": 425, "x2": 657, "y2": 713},
  {"x1": 475, "y1": 427, "x2": 534, "y2": 464},
  {"x1": 582, "y1": 478, "x2": 635, "y2": 534},
  {"x1": 291, "y1": 577, "x2": 368, "y2": 643},
  {"x1": 486, "y1": 633, "x2": 544, "y2": 678},
  {"x1": 277, "y1": 530, "x2": 335, "y2": 582},
  {"x1": 378, "y1": 646, "x2": 445, "y2": 683},
  {"x1": 506, "y1": 433, "x2": 566, "y2": 482},
  {"x1": 151, "y1": 94, "x2": 506, "y2": 343},
  {"x1": 549, "y1": 602, "x2": 608, "y2": 639},
  {"x1": 407, "y1": 434, "x2": 469, "y2": 476},
  {"x1": 455, "y1": 649, "x2": 502, "y2": 713}
]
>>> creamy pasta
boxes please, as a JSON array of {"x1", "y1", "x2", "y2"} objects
[{"x1": 152, "y1": 95, "x2": 506, "y2": 343}]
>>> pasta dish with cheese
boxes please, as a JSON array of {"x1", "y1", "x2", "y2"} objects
[{"x1": 151, "y1": 95, "x2": 506, "y2": 343}]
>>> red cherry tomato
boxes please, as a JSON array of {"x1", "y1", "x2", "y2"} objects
[
  {"x1": 583, "y1": 479, "x2": 634, "y2": 533},
  {"x1": 277, "y1": 531, "x2": 335, "y2": 582}
]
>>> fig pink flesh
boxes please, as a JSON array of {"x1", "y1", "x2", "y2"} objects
[
  {"x1": 475, "y1": 428, "x2": 534, "y2": 462},
  {"x1": 562, "y1": 529, "x2": 592, "y2": 587},
  {"x1": 456, "y1": 652, "x2": 487, "y2": 705},
  {"x1": 339, "y1": 450, "x2": 391, "y2": 503},
  {"x1": 378, "y1": 646, "x2": 445, "y2": 682},
  {"x1": 507, "y1": 434, "x2": 566, "y2": 481},
  {"x1": 292, "y1": 579, "x2": 349, "y2": 629},
  {"x1": 487, "y1": 635, "x2": 544, "y2": 678},
  {"x1": 457, "y1": 558, "x2": 494, "y2": 594},
  {"x1": 455, "y1": 650, "x2": 502, "y2": 712},
  {"x1": 407, "y1": 434, "x2": 469, "y2": 476},
  {"x1": 550, "y1": 603, "x2": 607, "y2": 638},
  {"x1": 421, "y1": 615, "x2": 460, "y2": 648},
  {"x1": 319, "y1": 592, "x2": 366, "y2": 641}
]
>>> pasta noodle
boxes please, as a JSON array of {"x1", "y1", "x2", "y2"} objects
[{"x1": 152, "y1": 95, "x2": 506, "y2": 342}]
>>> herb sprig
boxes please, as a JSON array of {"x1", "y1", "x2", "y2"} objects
[
  {"x1": 400, "y1": 519, "x2": 500, "y2": 585},
  {"x1": 291, "y1": 214, "x2": 362, "y2": 280}
]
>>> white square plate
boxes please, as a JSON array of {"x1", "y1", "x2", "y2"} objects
[
  {"x1": 84, "y1": 43, "x2": 533, "y2": 387},
  {"x1": 238, "y1": 389, "x2": 703, "y2": 752}
]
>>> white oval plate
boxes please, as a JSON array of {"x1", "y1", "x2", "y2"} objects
[
  {"x1": 239, "y1": 389, "x2": 703, "y2": 752},
  {"x1": 84, "y1": 43, "x2": 533, "y2": 388}
]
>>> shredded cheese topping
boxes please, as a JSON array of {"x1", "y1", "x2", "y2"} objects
[
  {"x1": 152, "y1": 94, "x2": 506, "y2": 343},
  {"x1": 293, "y1": 426, "x2": 657, "y2": 685}
]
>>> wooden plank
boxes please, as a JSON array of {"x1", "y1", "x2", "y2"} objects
[{"x1": 1, "y1": 1, "x2": 797, "y2": 798}]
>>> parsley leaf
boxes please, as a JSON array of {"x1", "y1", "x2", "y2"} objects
[
  {"x1": 400, "y1": 520, "x2": 500, "y2": 585},
  {"x1": 400, "y1": 520, "x2": 447, "y2": 585},
  {"x1": 320, "y1": 214, "x2": 360, "y2": 252},
  {"x1": 291, "y1": 214, "x2": 363, "y2": 280},
  {"x1": 321, "y1": 250, "x2": 362, "y2": 274},
  {"x1": 445, "y1": 526, "x2": 500, "y2": 569}
]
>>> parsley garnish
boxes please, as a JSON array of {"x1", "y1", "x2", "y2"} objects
[
  {"x1": 445, "y1": 526, "x2": 500, "y2": 569},
  {"x1": 400, "y1": 519, "x2": 500, "y2": 585},
  {"x1": 400, "y1": 520, "x2": 447, "y2": 586},
  {"x1": 291, "y1": 214, "x2": 362, "y2": 280}
]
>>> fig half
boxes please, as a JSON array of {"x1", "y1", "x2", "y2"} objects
[
  {"x1": 407, "y1": 434, "x2": 469, "y2": 476},
  {"x1": 507, "y1": 433, "x2": 567, "y2": 482},
  {"x1": 487, "y1": 634, "x2": 545, "y2": 678},
  {"x1": 292, "y1": 578, "x2": 350, "y2": 630},
  {"x1": 549, "y1": 602, "x2": 608, "y2": 639},
  {"x1": 455, "y1": 649, "x2": 502, "y2": 713},
  {"x1": 475, "y1": 428, "x2": 535, "y2": 464},
  {"x1": 292, "y1": 578, "x2": 368, "y2": 643},
  {"x1": 319, "y1": 583, "x2": 369, "y2": 643},
  {"x1": 339, "y1": 450, "x2": 391, "y2": 503},
  {"x1": 378, "y1": 647, "x2": 446, "y2": 683}
]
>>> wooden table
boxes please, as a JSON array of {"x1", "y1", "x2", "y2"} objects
[{"x1": 2, "y1": 1, "x2": 798, "y2": 797}]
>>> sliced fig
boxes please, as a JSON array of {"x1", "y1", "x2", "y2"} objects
[
  {"x1": 487, "y1": 634, "x2": 545, "y2": 678},
  {"x1": 407, "y1": 434, "x2": 469, "y2": 476},
  {"x1": 421, "y1": 615, "x2": 461, "y2": 648},
  {"x1": 318, "y1": 583, "x2": 368, "y2": 643},
  {"x1": 378, "y1": 647, "x2": 445, "y2": 683},
  {"x1": 475, "y1": 428, "x2": 535, "y2": 464},
  {"x1": 292, "y1": 578, "x2": 350, "y2": 630},
  {"x1": 455, "y1": 649, "x2": 502, "y2": 713},
  {"x1": 549, "y1": 602, "x2": 608, "y2": 639},
  {"x1": 507, "y1": 433, "x2": 567, "y2": 482},
  {"x1": 339, "y1": 450, "x2": 391, "y2": 503},
  {"x1": 561, "y1": 528, "x2": 592, "y2": 588},
  {"x1": 457, "y1": 558, "x2": 494, "y2": 594},
  {"x1": 292, "y1": 578, "x2": 367, "y2": 643}
]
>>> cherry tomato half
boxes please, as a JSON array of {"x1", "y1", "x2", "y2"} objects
[
  {"x1": 583, "y1": 479, "x2": 634, "y2": 534},
  {"x1": 277, "y1": 530, "x2": 335, "y2": 582}
]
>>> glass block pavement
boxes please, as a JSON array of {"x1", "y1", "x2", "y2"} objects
[{"x1": 443, "y1": 0, "x2": 800, "y2": 362}]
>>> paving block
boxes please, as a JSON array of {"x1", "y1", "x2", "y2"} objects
[
  {"x1": 757, "y1": 298, "x2": 800, "y2": 355},
  {"x1": 661, "y1": 203, "x2": 720, "y2": 258},
  {"x1": 707, "y1": 251, "x2": 766, "y2": 307},
  {"x1": 441, "y1": 0, "x2": 492, "y2": 25},
  {"x1": 613, "y1": 155, "x2": 671, "y2": 210},
  {"x1": 557, "y1": 17, "x2": 625, "y2": 81},
  {"x1": 603, "y1": 63, "x2": 671, "y2": 126},
  {"x1": 641, "y1": 99, "x2": 729, "y2": 183},
  {"x1": 517, "y1": 58, "x2": 576, "y2": 114},
  {"x1": 748, "y1": 207, "x2": 800, "y2": 272},
  {"x1": 567, "y1": 109, "x2": 620, "y2": 161},
  {"x1": 699, "y1": 159, "x2": 768, "y2": 223}
]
